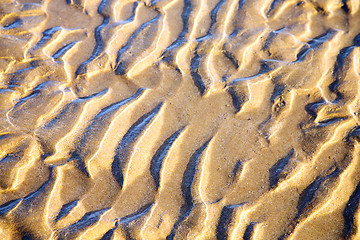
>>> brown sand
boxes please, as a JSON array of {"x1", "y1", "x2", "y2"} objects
[{"x1": 0, "y1": 0, "x2": 360, "y2": 239}]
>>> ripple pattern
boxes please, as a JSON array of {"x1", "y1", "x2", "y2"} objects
[{"x1": 1, "y1": 0, "x2": 360, "y2": 239}]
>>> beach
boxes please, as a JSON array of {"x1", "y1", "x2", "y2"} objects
[{"x1": 0, "y1": 0, "x2": 360, "y2": 239}]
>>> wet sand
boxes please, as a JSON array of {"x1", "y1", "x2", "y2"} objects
[{"x1": 1, "y1": 0, "x2": 360, "y2": 239}]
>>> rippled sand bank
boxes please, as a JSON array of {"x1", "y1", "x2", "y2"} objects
[{"x1": 1, "y1": 0, "x2": 360, "y2": 239}]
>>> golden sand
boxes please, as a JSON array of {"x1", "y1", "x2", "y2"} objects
[{"x1": 0, "y1": 0, "x2": 360, "y2": 239}]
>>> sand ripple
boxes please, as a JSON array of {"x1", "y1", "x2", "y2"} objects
[{"x1": 1, "y1": 0, "x2": 360, "y2": 239}]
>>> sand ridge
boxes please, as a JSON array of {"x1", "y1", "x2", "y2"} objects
[{"x1": 0, "y1": 0, "x2": 360, "y2": 239}]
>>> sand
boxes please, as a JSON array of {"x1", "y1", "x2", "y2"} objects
[{"x1": 0, "y1": 0, "x2": 360, "y2": 239}]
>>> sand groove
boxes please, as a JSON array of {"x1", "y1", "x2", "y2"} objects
[{"x1": 1, "y1": 0, "x2": 360, "y2": 239}]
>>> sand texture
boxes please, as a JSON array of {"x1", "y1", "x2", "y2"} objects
[{"x1": 1, "y1": 0, "x2": 360, "y2": 239}]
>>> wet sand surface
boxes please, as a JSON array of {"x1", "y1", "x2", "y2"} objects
[{"x1": 1, "y1": 0, "x2": 360, "y2": 239}]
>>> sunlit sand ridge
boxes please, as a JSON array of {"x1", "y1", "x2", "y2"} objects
[{"x1": 1, "y1": 0, "x2": 360, "y2": 239}]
